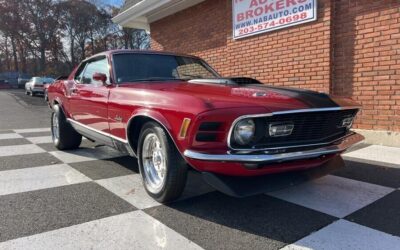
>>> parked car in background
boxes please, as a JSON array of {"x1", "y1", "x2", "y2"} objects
[
  {"x1": 47, "y1": 50, "x2": 364, "y2": 202},
  {"x1": 25, "y1": 77, "x2": 55, "y2": 96},
  {"x1": 18, "y1": 75, "x2": 32, "y2": 89},
  {"x1": 0, "y1": 79, "x2": 10, "y2": 89}
]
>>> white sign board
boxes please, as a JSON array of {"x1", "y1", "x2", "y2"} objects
[{"x1": 232, "y1": 0, "x2": 317, "y2": 39}]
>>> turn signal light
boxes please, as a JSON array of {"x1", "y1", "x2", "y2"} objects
[{"x1": 179, "y1": 118, "x2": 191, "y2": 139}]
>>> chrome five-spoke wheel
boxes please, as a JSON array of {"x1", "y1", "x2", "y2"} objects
[
  {"x1": 52, "y1": 112, "x2": 60, "y2": 141},
  {"x1": 50, "y1": 105, "x2": 82, "y2": 150},
  {"x1": 138, "y1": 121, "x2": 188, "y2": 203},
  {"x1": 142, "y1": 133, "x2": 167, "y2": 193}
]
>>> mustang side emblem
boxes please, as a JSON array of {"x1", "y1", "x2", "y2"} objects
[{"x1": 115, "y1": 115, "x2": 123, "y2": 122}]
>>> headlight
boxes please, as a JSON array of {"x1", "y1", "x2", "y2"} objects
[{"x1": 233, "y1": 119, "x2": 255, "y2": 145}]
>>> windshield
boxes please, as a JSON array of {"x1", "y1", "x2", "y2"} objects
[
  {"x1": 42, "y1": 78, "x2": 54, "y2": 83},
  {"x1": 113, "y1": 53, "x2": 220, "y2": 83},
  {"x1": 33, "y1": 77, "x2": 54, "y2": 83}
]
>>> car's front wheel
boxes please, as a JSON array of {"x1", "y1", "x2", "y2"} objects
[
  {"x1": 51, "y1": 105, "x2": 82, "y2": 150},
  {"x1": 138, "y1": 122, "x2": 188, "y2": 203}
]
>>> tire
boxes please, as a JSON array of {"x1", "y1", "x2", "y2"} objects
[
  {"x1": 30, "y1": 89, "x2": 34, "y2": 96},
  {"x1": 51, "y1": 105, "x2": 82, "y2": 150},
  {"x1": 44, "y1": 90, "x2": 48, "y2": 101},
  {"x1": 138, "y1": 121, "x2": 188, "y2": 203},
  {"x1": 25, "y1": 89, "x2": 29, "y2": 95}
]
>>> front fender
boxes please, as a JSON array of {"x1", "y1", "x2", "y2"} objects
[
  {"x1": 129, "y1": 109, "x2": 173, "y2": 132},
  {"x1": 126, "y1": 108, "x2": 192, "y2": 157}
]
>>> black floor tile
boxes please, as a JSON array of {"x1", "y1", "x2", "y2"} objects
[
  {"x1": 0, "y1": 182, "x2": 136, "y2": 242},
  {"x1": 69, "y1": 156, "x2": 138, "y2": 180},
  {"x1": 0, "y1": 138, "x2": 31, "y2": 146},
  {"x1": 334, "y1": 160, "x2": 400, "y2": 188},
  {"x1": 0, "y1": 153, "x2": 62, "y2": 171},
  {"x1": 37, "y1": 140, "x2": 99, "y2": 152},
  {"x1": 145, "y1": 192, "x2": 336, "y2": 250},
  {"x1": 346, "y1": 190, "x2": 400, "y2": 237},
  {"x1": 19, "y1": 131, "x2": 51, "y2": 138},
  {"x1": 0, "y1": 130, "x2": 14, "y2": 134}
]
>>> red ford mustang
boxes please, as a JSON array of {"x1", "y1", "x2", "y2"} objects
[{"x1": 47, "y1": 50, "x2": 364, "y2": 202}]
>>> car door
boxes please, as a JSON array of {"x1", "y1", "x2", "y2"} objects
[{"x1": 68, "y1": 56, "x2": 112, "y2": 134}]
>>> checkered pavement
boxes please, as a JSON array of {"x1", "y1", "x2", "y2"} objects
[{"x1": 0, "y1": 128, "x2": 399, "y2": 250}]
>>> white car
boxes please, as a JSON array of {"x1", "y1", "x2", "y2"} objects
[{"x1": 25, "y1": 77, "x2": 54, "y2": 96}]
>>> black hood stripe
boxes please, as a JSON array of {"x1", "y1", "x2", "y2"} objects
[{"x1": 246, "y1": 84, "x2": 339, "y2": 108}]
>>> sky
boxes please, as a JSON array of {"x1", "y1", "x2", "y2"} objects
[{"x1": 101, "y1": 0, "x2": 124, "y2": 7}]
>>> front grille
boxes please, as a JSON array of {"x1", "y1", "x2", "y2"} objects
[{"x1": 230, "y1": 109, "x2": 358, "y2": 150}]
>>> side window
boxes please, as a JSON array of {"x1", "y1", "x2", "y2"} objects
[
  {"x1": 74, "y1": 63, "x2": 87, "y2": 83},
  {"x1": 81, "y1": 57, "x2": 110, "y2": 85}
]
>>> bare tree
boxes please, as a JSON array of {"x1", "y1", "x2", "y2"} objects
[
  {"x1": 0, "y1": 0, "x2": 150, "y2": 76},
  {"x1": 20, "y1": 0, "x2": 61, "y2": 73}
]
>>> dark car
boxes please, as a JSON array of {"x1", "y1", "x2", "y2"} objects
[
  {"x1": 47, "y1": 50, "x2": 364, "y2": 202},
  {"x1": 0, "y1": 79, "x2": 10, "y2": 89}
]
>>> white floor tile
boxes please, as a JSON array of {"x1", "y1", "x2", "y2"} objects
[
  {"x1": 26, "y1": 136, "x2": 53, "y2": 144},
  {"x1": 281, "y1": 220, "x2": 400, "y2": 250},
  {"x1": 0, "y1": 144, "x2": 45, "y2": 157},
  {"x1": 0, "y1": 164, "x2": 91, "y2": 196},
  {"x1": 96, "y1": 174, "x2": 161, "y2": 209},
  {"x1": 344, "y1": 145, "x2": 400, "y2": 167},
  {"x1": 268, "y1": 175, "x2": 393, "y2": 218},
  {"x1": 0, "y1": 133, "x2": 22, "y2": 140},
  {"x1": 14, "y1": 128, "x2": 51, "y2": 133},
  {"x1": 49, "y1": 146, "x2": 125, "y2": 163},
  {"x1": 96, "y1": 172, "x2": 214, "y2": 210},
  {"x1": 0, "y1": 211, "x2": 203, "y2": 250}
]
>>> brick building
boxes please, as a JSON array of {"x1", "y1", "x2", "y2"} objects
[{"x1": 113, "y1": 0, "x2": 400, "y2": 146}]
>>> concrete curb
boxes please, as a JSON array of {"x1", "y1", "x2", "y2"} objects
[{"x1": 354, "y1": 129, "x2": 400, "y2": 148}]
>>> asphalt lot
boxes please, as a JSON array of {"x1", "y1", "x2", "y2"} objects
[{"x1": 0, "y1": 89, "x2": 399, "y2": 250}]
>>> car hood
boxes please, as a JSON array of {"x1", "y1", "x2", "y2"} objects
[{"x1": 117, "y1": 81, "x2": 358, "y2": 113}]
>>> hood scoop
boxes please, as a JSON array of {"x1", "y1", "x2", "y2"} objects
[{"x1": 188, "y1": 77, "x2": 262, "y2": 85}]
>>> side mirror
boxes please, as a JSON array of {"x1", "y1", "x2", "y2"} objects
[{"x1": 93, "y1": 73, "x2": 110, "y2": 86}]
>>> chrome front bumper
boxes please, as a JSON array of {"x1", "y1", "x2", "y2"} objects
[{"x1": 184, "y1": 133, "x2": 364, "y2": 163}]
